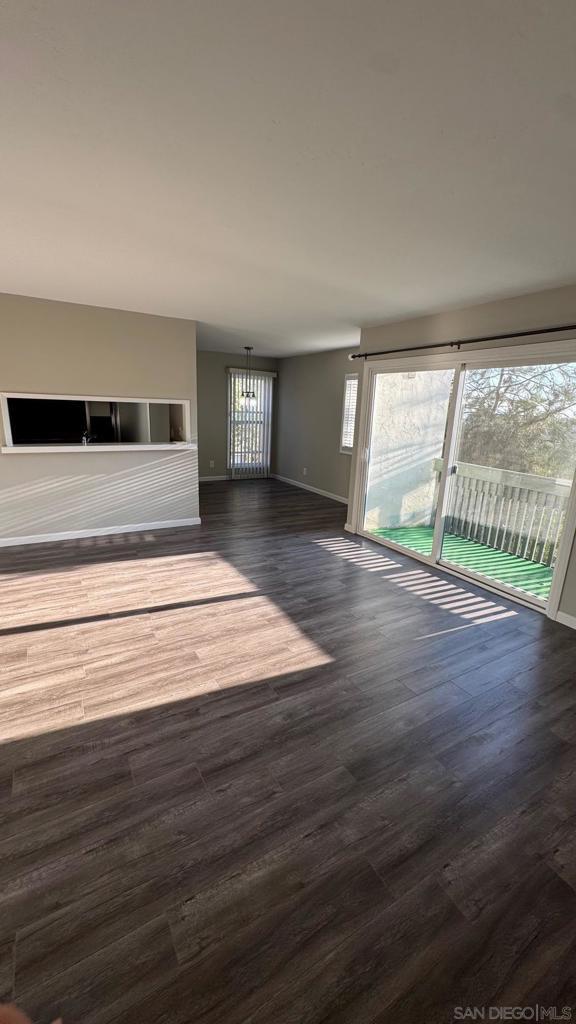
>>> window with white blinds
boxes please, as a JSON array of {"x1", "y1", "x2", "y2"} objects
[
  {"x1": 227, "y1": 368, "x2": 275, "y2": 478},
  {"x1": 340, "y1": 373, "x2": 358, "y2": 453}
]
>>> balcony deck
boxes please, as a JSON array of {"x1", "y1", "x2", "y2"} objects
[{"x1": 371, "y1": 526, "x2": 554, "y2": 600}]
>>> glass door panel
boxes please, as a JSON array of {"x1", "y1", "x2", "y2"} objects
[
  {"x1": 441, "y1": 362, "x2": 576, "y2": 602},
  {"x1": 363, "y1": 369, "x2": 455, "y2": 556}
]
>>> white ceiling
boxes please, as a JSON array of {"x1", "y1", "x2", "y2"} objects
[{"x1": 3, "y1": 1, "x2": 576, "y2": 356}]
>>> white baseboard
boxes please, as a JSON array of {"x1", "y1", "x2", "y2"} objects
[
  {"x1": 199, "y1": 475, "x2": 229, "y2": 482},
  {"x1": 271, "y1": 474, "x2": 348, "y2": 505},
  {"x1": 554, "y1": 610, "x2": 576, "y2": 631},
  {"x1": 0, "y1": 517, "x2": 202, "y2": 547}
]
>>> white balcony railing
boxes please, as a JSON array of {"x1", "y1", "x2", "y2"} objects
[{"x1": 434, "y1": 459, "x2": 571, "y2": 567}]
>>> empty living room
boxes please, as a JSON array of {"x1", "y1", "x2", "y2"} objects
[{"x1": 3, "y1": 2, "x2": 576, "y2": 1022}]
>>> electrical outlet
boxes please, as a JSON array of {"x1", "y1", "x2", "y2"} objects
[
  {"x1": 303, "y1": 467, "x2": 307, "y2": 476},
  {"x1": 209, "y1": 459, "x2": 215, "y2": 469}
]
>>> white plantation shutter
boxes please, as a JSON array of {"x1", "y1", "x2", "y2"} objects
[
  {"x1": 340, "y1": 373, "x2": 358, "y2": 452},
  {"x1": 227, "y1": 368, "x2": 275, "y2": 478}
]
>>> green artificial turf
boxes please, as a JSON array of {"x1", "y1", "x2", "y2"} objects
[{"x1": 370, "y1": 525, "x2": 553, "y2": 600}]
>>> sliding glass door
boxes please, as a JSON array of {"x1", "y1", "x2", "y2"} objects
[
  {"x1": 359, "y1": 353, "x2": 576, "y2": 609},
  {"x1": 362, "y1": 368, "x2": 455, "y2": 557},
  {"x1": 440, "y1": 362, "x2": 576, "y2": 603}
]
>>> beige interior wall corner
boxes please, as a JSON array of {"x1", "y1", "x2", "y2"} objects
[
  {"x1": 273, "y1": 348, "x2": 355, "y2": 501},
  {"x1": 197, "y1": 347, "x2": 354, "y2": 499}
]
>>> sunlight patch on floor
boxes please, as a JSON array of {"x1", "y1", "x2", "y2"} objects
[
  {"x1": 315, "y1": 538, "x2": 518, "y2": 626},
  {"x1": 0, "y1": 550, "x2": 259, "y2": 630},
  {"x1": 0, "y1": 555, "x2": 333, "y2": 743}
]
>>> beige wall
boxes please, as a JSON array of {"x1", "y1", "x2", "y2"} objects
[
  {"x1": 274, "y1": 348, "x2": 354, "y2": 501},
  {"x1": 0, "y1": 293, "x2": 198, "y2": 542},
  {"x1": 197, "y1": 350, "x2": 278, "y2": 478},
  {"x1": 355, "y1": 282, "x2": 576, "y2": 619}
]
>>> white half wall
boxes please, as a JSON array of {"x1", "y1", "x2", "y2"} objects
[{"x1": 0, "y1": 293, "x2": 199, "y2": 544}]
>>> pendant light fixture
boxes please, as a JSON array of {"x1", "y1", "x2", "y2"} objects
[{"x1": 241, "y1": 346, "x2": 256, "y2": 405}]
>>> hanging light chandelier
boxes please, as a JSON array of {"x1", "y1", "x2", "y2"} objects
[{"x1": 241, "y1": 345, "x2": 256, "y2": 403}]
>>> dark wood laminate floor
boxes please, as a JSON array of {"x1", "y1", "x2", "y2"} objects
[{"x1": 1, "y1": 478, "x2": 576, "y2": 1023}]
